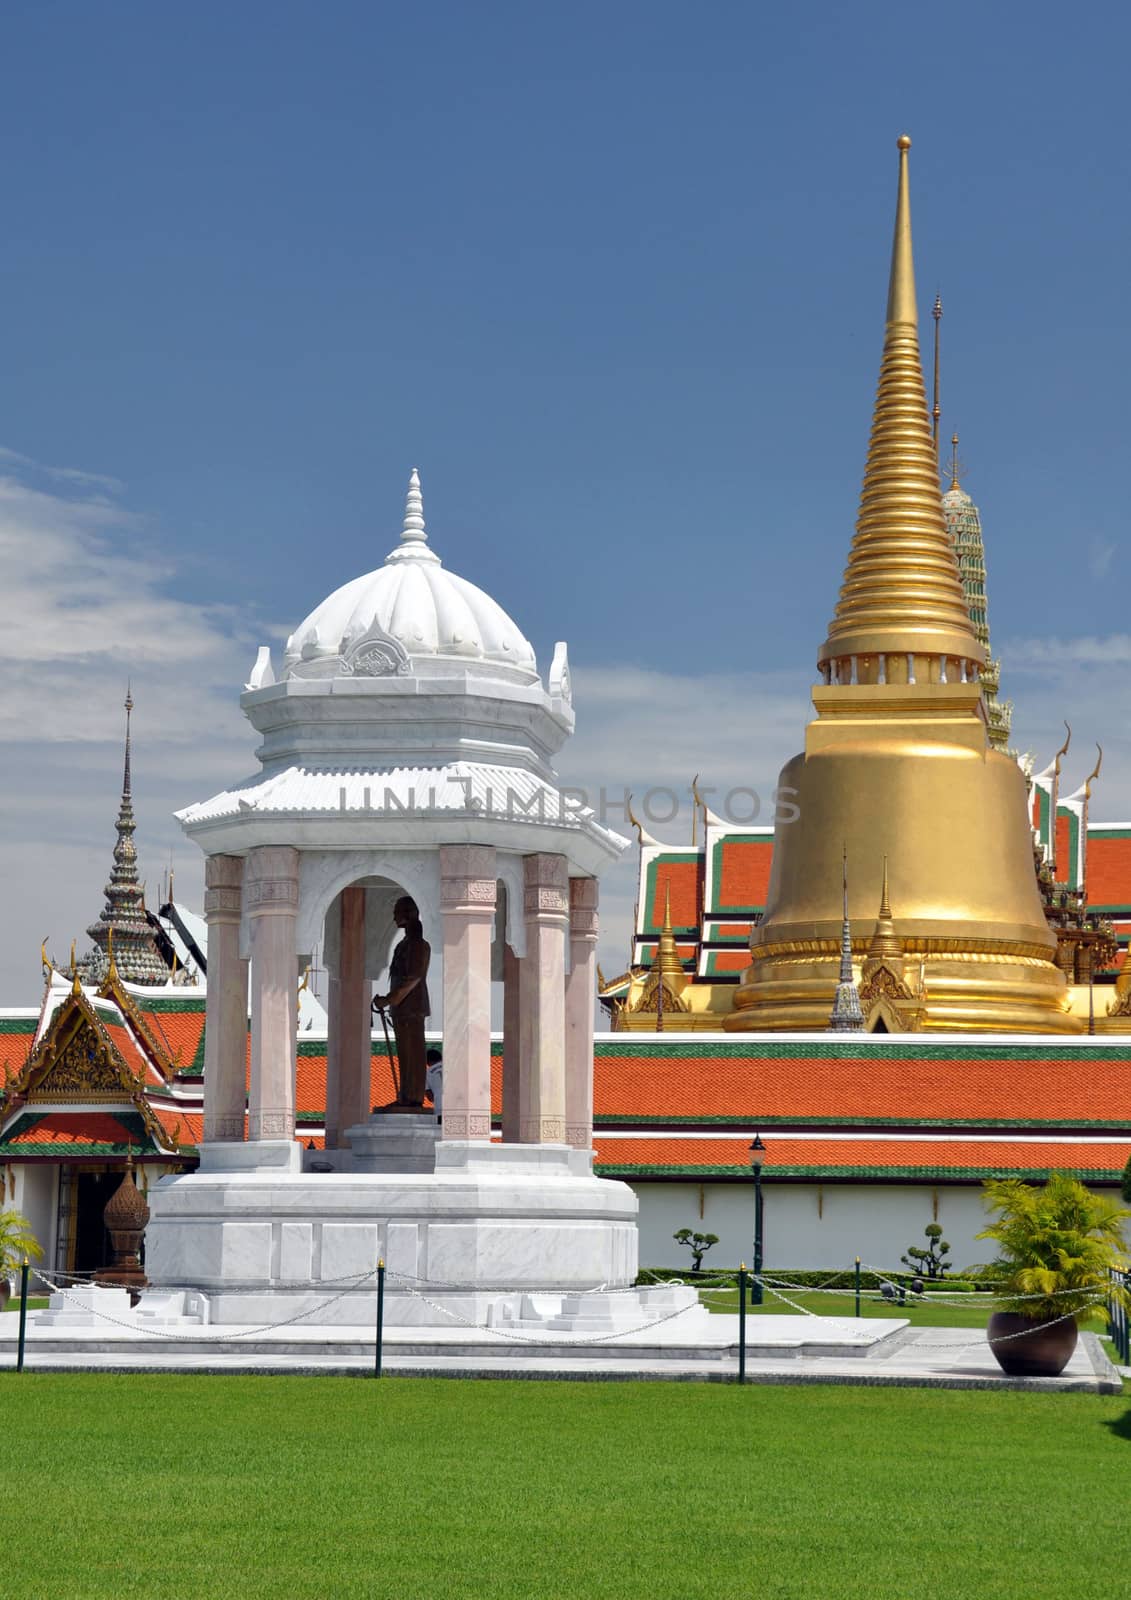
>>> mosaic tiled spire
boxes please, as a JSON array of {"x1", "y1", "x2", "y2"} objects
[
  {"x1": 828, "y1": 849, "x2": 864, "y2": 1032},
  {"x1": 85, "y1": 689, "x2": 168, "y2": 985},
  {"x1": 941, "y1": 434, "x2": 1013, "y2": 752}
]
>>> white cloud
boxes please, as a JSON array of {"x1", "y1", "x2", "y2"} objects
[
  {"x1": 560, "y1": 662, "x2": 812, "y2": 978},
  {"x1": 1002, "y1": 633, "x2": 1131, "y2": 669},
  {"x1": 0, "y1": 454, "x2": 261, "y2": 1002}
]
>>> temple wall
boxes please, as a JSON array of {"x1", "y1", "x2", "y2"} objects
[
  {"x1": 632, "y1": 1180, "x2": 1047, "y2": 1275},
  {"x1": 12, "y1": 1165, "x2": 57, "y2": 1274}
]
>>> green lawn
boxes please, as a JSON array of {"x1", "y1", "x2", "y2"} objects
[
  {"x1": 701, "y1": 1285, "x2": 996, "y2": 1328},
  {"x1": 4, "y1": 1374, "x2": 1130, "y2": 1598}
]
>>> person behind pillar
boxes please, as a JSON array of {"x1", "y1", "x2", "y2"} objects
[
  {"x1": 424, "y1": 1047, "x2": 443, "y2": 1123},
  {"x1": 372, "y1": 896, "x2": 431, "y2": 1108}
]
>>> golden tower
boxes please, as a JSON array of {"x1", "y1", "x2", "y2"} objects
[{"x1": 726, "y1": 137, "x2": 1080, "y2": 1035}]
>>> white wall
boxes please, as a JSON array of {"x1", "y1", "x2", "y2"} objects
[
  {"x1": 633, "y1": 1181, "x2": 1004, "y2": 1275},
  {"x1": 9, "y1": 1165, "x2": 56, "y2": 1280}
]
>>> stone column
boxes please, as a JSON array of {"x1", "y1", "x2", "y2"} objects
[
  {"x1": 501, "y1": 944, "x2": 521, "y2": 1143},
  {"x1": 565, "y1": 876, "x2": 598, "y2": 1151},
  {"x1": 245, "y1": 845, "x2": 299, "y2": 1143},
  {"x1": 202, "y1": 855, "x2": 248, "y2": 1142},
  {"x1": 325, "y1": 887, "x2": 372, "y2": 1148},
  {"x1": 440, "y1": 845, "x2": 496, "y2": 1140},
  {"x1": 519, "y1": 852, "x2": 568, "y2": 1144}
]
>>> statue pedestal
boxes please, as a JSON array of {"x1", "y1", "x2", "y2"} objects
[
  {"x1": 344, "y1": 1112, "x2": 438, "y2": 1173},
  {"x1": 144, "y1": 1138, "x2": 638, "y2": 1327}
]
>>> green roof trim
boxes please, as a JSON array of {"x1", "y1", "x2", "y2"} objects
[
  {"x1": 0, "y1": 1017, "x2": 38, "y2": 1035},
  {"x1": 592, "y1": 1038, "x2": 1131, "y2": 1063},
  {"x1": 135, "y1": 996, "x2": 207, "y2": 1013},
  {"x1": 0, "y1": 1109, "x2": 159, "y2": 1158}
]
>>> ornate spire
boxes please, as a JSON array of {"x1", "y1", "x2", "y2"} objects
[
  {"x1": 941, "y1": 435, "x2": 1013, "y2": 751},
  {"x1": 818, "y1": 138, "x2": 983, "y2": 678},
  {"x1": 386, "y1": 467, "x2": 440, "y2": 565},
  {"x1": 656, "y1": 884, "x2": 685, "y2": 981},
  {"x1": 931, "y1": 294, "x2": 942, "y2": 462},
  {"x1": 867, "y1": 856, "x2": 903, "y2": 961},
  {"x1": 84, "y1": 691, "x2": 168, "y2": 986},
  {"x1": 828, "y1": 848, "x2": 864, "y2": 1032}
]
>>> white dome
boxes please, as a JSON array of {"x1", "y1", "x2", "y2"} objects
[{"x1": 283, "y1": 471, "x2": 537, "y2": 679}]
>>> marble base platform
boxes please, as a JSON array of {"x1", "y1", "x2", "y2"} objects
[
  {"x1": 144, "y1": 1138, "x2": 639, "y2": 1326},
  {"x1": 341, "y1": 1111, "x2": 439, "y2": 1173}
]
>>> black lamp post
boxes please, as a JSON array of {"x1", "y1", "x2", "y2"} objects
[{"x1": 750, "y1": 1135, "x2": 765, "y2": 1306}]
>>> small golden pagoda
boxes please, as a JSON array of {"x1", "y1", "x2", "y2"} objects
[{"x1": 726, "y1": 137, "x2": 1082, "y2": 1035}]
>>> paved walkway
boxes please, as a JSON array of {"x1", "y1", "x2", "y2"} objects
[{"x1": 0, "y1": 1316, "x2": 1120, "y2": 1391}]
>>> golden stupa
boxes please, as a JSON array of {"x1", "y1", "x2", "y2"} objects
[{"x1": 726, "y1": 136, "x2": 1081, "y2": 1035}]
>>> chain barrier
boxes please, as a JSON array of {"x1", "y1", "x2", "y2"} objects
[
  {"x1": 382, "y1": 1268, "x2": 698, "y2": 1346},
  {"x1": 28, "y1": 1266, "x2": 379, "y2": 1343}
]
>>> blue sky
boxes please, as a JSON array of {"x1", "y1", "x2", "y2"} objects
[{"x1": 1, "y1": 1, "x2": 1129, "y2": 999}]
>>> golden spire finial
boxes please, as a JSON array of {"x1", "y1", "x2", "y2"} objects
[
  {"x1": 931, "y1": 294, "x2": 942, "y2": 463},
  {"x1": 107, "y1": 926, "x2": 118, "y2": 981},
  {"x1": 818, "y1": 137, "x2": 982, "y2": 676},
  {"x1": 949, "y1": 433, "x2": 961, "y2": 490},
  {"x1": 868, "y1": 855, "x2": 902, "y2": 960},
  {"x1": 656, "y1": 883, "x2": 684, "y2": 979},
  {"x1": 887, "y1": 137, "x2": 916, "y2": 325},
  {"x1": 70, "y1": 939, "x2": 81, "y2": 995}
]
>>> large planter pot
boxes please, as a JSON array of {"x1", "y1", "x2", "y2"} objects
[
  {"x1": 0, "y1": 1277, "x2": 10, "y2": 1312},
  {"x1": 987, "y1": 1311, "x2": 1078, "y2": 1377}
]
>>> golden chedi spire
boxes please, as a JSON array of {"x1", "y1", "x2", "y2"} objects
[
  {"x1": 656, "y1": 885, "x2": 685, "y2": 981},
  {"x1": 726, "y1": 137, "x2": 1078, "y2": 1035},
  {"x1": 867, "y1": 856, "x2": 902, "y2": 962},
  {"x1": 819, "y1": 138, "x2": 983, "y2": 688}
]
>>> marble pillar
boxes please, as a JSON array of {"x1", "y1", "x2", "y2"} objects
[
  {"x1": 440, "y1": 845, "x2": 496, "y2": 1140},
  {"x1": 565, "y1": 876, "x2": 598, "y2": 1151},
  {"x1": 519, "y1": 852, "x2": 568, "y2": 1144},
  {"x1": 325, "y1": 887, "x2": 372, "y2": 1149},
  {"x1": 202, "y1": 855, "x2": 248, "y2": 1142},
  {"x1": 501, "y1": 944, "x2": 521, "y2": 1143},
  {"x1": 245, "y1": 845, "x2": 299, "y2": 1143}
]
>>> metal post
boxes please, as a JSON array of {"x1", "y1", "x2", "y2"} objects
[
  {"x1": 374, "y1": 1258, "x2": 385, "y2": 1378},
  {"x1": 737, "y1": 1263, "x2": 747, "y2": 1385},
  {"x1": 16, "y1": 1258, "x2": 30, "y2": 1373},
  {"x1": 752, "y1": 1170, "x2": 764, "y2": 1306},
  {"x1": 854, "y1": 1256, "x2": 861, "y2": 1319}
]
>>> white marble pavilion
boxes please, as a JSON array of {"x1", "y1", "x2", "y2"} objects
[{"x1": 145, "y1": 471, "x2": 638, "y2": 1323}]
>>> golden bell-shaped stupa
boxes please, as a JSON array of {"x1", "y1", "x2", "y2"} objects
[{"x1": 726, "y1": 137, "x2": 1080, "y2": 1035}]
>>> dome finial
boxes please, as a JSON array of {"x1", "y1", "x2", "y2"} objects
[
  {"x1": 401, "y1": 468, "x2": 427, "y2": 547},
  {"x1": 386, "y1": 467, "x2": 441, "y2": 565}
]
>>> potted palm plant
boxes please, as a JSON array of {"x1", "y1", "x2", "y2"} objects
[
  {"x1": 0, "y1": 1209, "x2": 44, "y2": 1311},
  {"x1": 976, "y1": 1173, "x2": 1131, "y2": 1377}
]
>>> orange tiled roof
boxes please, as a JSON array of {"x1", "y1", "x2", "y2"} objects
[
  {"x1": 152, "y1": 1106, "x2": 205, "y2": 1147},
  {"x1": 648, "y1": 859, "x2": 701, "y2": 931},
  {"x1": 590, "y1": 1040, "x2": 1131, "y2": 1126},
  {"x1": 0, "y1": 1110, "x2": 157, "y2": 1155},
  {"x1": 1090, "y1": 833, "x2": 1131, "y2": 909},
  {"x1": 593, "y1": 1133, "x2": 1131, "y2": 1179},
  {"x1": 0, "y1": 1018, "x2": 38, "y2": 1084},
  {"x1": 104, "y1": 1022, "x2": 162, "y2": 1087},
  {"x1": 715, "y1": 837, "x2": 773, "y2": 911},
  {"x1": 136, "y1": 1001, "x2": 208, "y2": 1073}
]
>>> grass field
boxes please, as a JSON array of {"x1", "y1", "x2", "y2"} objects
[
  {"x1": 4, "y1": 1373, "x2": 1129, "y2": 1599},
  {"x1": 702, "y1": 1286, "x2": 998, "y2": 1328}
]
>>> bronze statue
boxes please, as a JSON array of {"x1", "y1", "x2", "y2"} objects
[{"x1": 372, "y1": 896, "x2": 431, "y2": 1107}]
